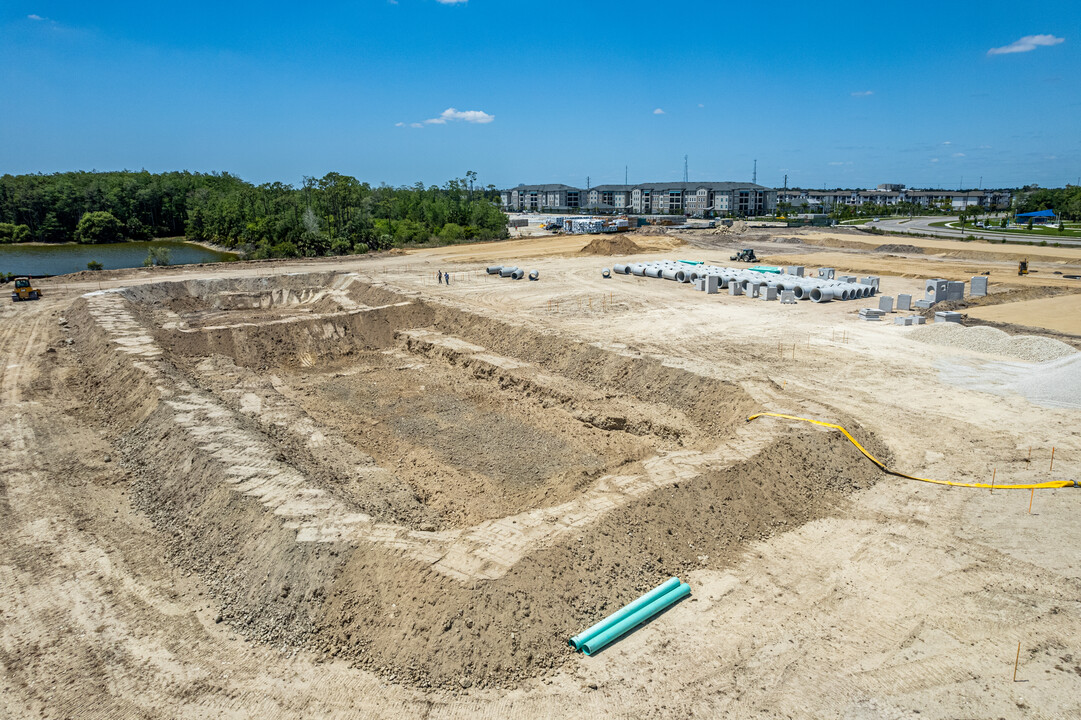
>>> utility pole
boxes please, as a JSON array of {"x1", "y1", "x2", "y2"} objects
[
  {"x1": 587, "y1": 175, "x2": 590, "y2": 190},
  {"x1": 753, "y1": 159, "x2": 757, "y2": 185},
  {"x1": 683, "y1": 155, "x2": 689, "y2": 183},
  {"x1": 625, "y1": 165, "x2": 628, "y2": 185}
]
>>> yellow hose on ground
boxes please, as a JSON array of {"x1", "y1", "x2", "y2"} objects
[{"x1": 747, "y1": 412, "x2": 1077, "y2": 490}]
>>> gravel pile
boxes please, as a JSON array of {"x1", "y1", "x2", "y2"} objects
[{"x1": 908, "y1": 323, "x2": 1076, "y2": 363}]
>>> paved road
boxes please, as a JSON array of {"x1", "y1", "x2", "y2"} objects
[{"x1": 868, "y1": 216, "x2": 1081, "y2": 247}]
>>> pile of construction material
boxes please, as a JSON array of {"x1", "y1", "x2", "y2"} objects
[
  {"x1": 486, "y1": 265, "x2": 539, "y2": 281},
  {"x1": 553, "y1": 216, "x2": 632, "y2": 234},
  {"x1": 609, "y1": 260, "x2": 879, "y2": 304}
]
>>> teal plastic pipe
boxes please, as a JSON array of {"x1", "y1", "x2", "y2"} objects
[
  {"x1": 581, "y1": 582, "x2": 691, "y2": 656},
  {"x1": 568, "y1": 577, "x2": 681, "y2": 651}
]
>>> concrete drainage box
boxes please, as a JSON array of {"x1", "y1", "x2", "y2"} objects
[{"x1": 925, "y1": 279, "x2": 949, "y2": 302}]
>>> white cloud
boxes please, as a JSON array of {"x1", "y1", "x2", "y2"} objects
[
  {"x1": 435, "y1": 0, "x2": 468, "y2": 4},
  {"x1": 397, "y1": 108, "x2": 493, "y2": 128},
  {"x1": 942, "y1": 141, "x2": 952, "y2": 145},
  {"x1": 930, "y1": 158, "x2": 940, "y2": 163},
  {"x1": 653, "y1": 108, "x2": 665, "y2": 115},
  {"x1": 850, "y1": 90, "x2": 874, "y2": 97},
  {"x1": 988, "y1": 34, "x2": 1064, "y2": 55},
  {"x1": 952, "y1": 152, "x2": 966, "y2": 157},
  {"x1": 828, "y1": 161, "x2": 853, "y2": 166},
  {"x1": 27, "y1": 13, "x2": 45, "y2": 20},
  {"x1": 425, "y1": 108, "x2": 493, "y2": 124},
  {"x1": 697, "y1": 103, "x2": 704, "y2": 108}
]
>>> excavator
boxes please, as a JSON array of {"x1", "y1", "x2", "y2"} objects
[
  {"x1": 10, "y1": 276, "x2": 43, "y2": 301},
  {"x1": 1018, "y1": 259, "x2": 1029, "y2": 276}
]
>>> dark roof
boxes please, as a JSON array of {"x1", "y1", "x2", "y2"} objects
[
  {"x1": 508, "y1": 184, "x2": 580, "y2": 192},
  {"x1": 589, "y1": 184, "x2": 634, "y2": 192},
  {"x1": 633, "y1": 182, "x2": 769, "y2": 191}
]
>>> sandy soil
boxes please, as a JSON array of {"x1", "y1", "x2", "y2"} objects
[
  {"x1": 967, "y1": 293, "x2": 1081, "y2": 335},
  {"x1": 2, "y1": 226, "x2": 1081, "y2": 718}
]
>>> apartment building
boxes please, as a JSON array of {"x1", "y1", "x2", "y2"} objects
[
  {"x1": 584, "y1": 185, "x2": 634, "y2": 211},
  {"x1": 776, "y1": 187, "x2": 1012, "y2": 211},
  {"x1": 502, "y1": 181, "x2": 775, "y2": 215},
  {"x1": 500, "y1": 184, "x2": 581, "y2": 212}
]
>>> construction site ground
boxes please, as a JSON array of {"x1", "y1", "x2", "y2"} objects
[{"x1": 2, "y1": 225, "x2": 1080, "y2": 719}]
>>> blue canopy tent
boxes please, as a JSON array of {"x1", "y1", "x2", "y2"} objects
[{"x1": 1015, "y1": 208, "x2": 1057, "y2": 224}]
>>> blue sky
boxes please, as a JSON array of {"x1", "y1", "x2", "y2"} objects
[{"x1": 1, "y1": 1, "x2": 1078, "y2": 190}]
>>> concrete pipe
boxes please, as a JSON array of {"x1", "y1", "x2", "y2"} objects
[
  {"x1": 486, "y1": 266, "x2": 503, "y2": 275},
  {"x1": 601, "y1": 268, "x2": 611, "y2": 278},
  {"x1": 810, "y1": 287, "x2": 834, "y2": 303},
  {"x1": 630, "y1": 264, "x2": 646, "y2": 276},
  {"x1": 499, "y1": 266, "x2": 518, "y2": 278},
  {"x1": 613, "y1": 263, "x2": 629, "y2": 275},
  {"x1": 645, "y1": 267, "x2": 663, "y2": 278},
  {"x1": 511, "y1": 269, "x2": 525, "y2": 280},
  {"x1": 661, "y1": 269, "x2": 680, "y2": 281},
  {"x1": 529, "y1": 270, "x2": 539, "y2": 281}
]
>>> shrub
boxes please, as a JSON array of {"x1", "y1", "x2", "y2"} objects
[
  {"x1": 75, "y1": 211, "x2": 125, "y2": 244},
  {"x1": 86, "y1": 260, "x2": 104, "y2": 271},
  {"x1": 0, "y1": 223, "x2": 31, "y2": 243}
]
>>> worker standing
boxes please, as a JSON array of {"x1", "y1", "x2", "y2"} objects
[
  {"x1": 437, "y1": 269, "x2": 443, "y2": 284},
  {"x1": 444, "y1": 272, "x2": 450, "y2": 285}
]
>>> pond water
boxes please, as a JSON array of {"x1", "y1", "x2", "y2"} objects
[{"x1": 0, "y1": 240, "x2": 238, "y2": 276}]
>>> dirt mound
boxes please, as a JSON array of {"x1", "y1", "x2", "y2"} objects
[
  {"x1": 632, "y1": 226, "x2": 670, "y2": 236},
  {"x1": 579, "y1": 235, "x2": 645, "y2": 256},
  {"x1": 875, "y1": 243, "x2": 924, "y2": 254}
]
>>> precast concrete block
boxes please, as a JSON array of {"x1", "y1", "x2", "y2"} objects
[
  {"x1": 762, "y1": 286, "x2": 778, "y2": 301},
  {"x1": 970, "y1": 276, "x2": 988, "y2": 297},
  {"x1": 878, "y1": 295, "x2": 894, "y2": 312},
  {"x1": 925, "y1": 279, "x2": 949, "y2": 302},
  {"x1": 729, "y1": 283, "x2": 743, "y2": 296},
  {"x1": 780, "y1": 290, "x2": 797, "y2": 304},
  {"x1": 897, "y1": 293, "x2": 912, "y2": 311},
  {"x1": 694, "y1": 278, "x2": 706, "y2": 291},
  {"x1": 818, "y1": 268, "x2": 836, "y2": 280},
  {"x1": 747, "y1": 283, "x2": 761, "y2": 298},
  {"x1": 914, "y1": 299, "x2": 935, "y2": 309},
  {"x1": 946, "y1": 281, "x2": 965, "y2": 301},
  {"x1": 705, "y1": 275, "x2": 720, "y2": 294},
  {"x1": 859, "y1": 276, "x2": 881, "y2": 291}
]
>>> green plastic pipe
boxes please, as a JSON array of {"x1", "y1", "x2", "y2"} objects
[
  {"x1": 568, "y1": 577, "x2": 681, "y2": 651},
  {"x1": 581, "y1": 581, "x2": 691, "y2": 656}
]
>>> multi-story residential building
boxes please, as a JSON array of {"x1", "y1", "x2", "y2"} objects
[
  {"x1": 500, "y1": 184, "x2": 582, "y2": 212},
  {"x1": 584, "y1": 185, "x2": 634, "y2": 211},
  {"x1": 776, "y1": 187, "x2": 1012, "y2": 211},
  {"x1": 503, "y1": 182, "x2": 774, "y2": 215}
]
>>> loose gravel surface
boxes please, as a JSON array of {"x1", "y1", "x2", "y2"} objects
[{"x1": 908, "y1": 323, "x2": 1077, "y2": 363}]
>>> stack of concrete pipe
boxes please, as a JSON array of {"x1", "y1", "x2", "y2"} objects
[
  {"x1": 486, "y1": 265, "x2": 532, "y2": 281},
  {"x1": 609, "y1": 260, "x2": 877, "y2": 303}
]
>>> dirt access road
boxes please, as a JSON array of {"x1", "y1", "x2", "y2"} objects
[{"x1": 2, "y1": 229, "x2": 1081, "y2": 719}]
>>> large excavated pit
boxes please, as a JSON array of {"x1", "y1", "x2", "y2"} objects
[{"x1": 67, "y1": 271, "x2": 884, "y2": 689}]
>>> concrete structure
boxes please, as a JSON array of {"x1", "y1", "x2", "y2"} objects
[
  {"x1": 925, "y1": 279, "x2": 949, "y2": 303},
  {"x1": 897, "y1": 294, "x2": 912, "y2": 312},
  {"x1": 970, "y1": 276, "x2": 988, "y2": 297},
  {"x1": 878, "y1": 296, "x2": 894, "y2": 313},
  {"x1": 946, "y1": 281, "x2": 965, "y2": 301}
]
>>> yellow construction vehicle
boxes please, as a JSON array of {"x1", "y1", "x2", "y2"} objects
[
  {"x1": 10, "y1": 276, "x2": 43, "y2": 302},
  {"x1": 1018, "y1": 259, "x2": 1029, "y2": 276}
]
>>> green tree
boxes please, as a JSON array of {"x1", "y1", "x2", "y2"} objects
[
  {"x1": 75, "y1": 211, "x2": 125, "y2": 244},
  {"x1": 0, "y1": 223, "x2": 31, "y2": 243},
  {"x1": 87, "y1": 260, "x2": 103, "y2": 271}
]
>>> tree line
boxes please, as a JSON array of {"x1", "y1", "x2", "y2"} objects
[
  {"x1": 1014, "y1": 186, "x2": 1081, "y2": 221},
  {"x1": 0, "y1": 170, "x2": 508, "y2": 257}
]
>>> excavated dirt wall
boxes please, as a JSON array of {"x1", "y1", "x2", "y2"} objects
[{"x1": 65, "y1": 274, "x2": 889, "y2": 691}]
